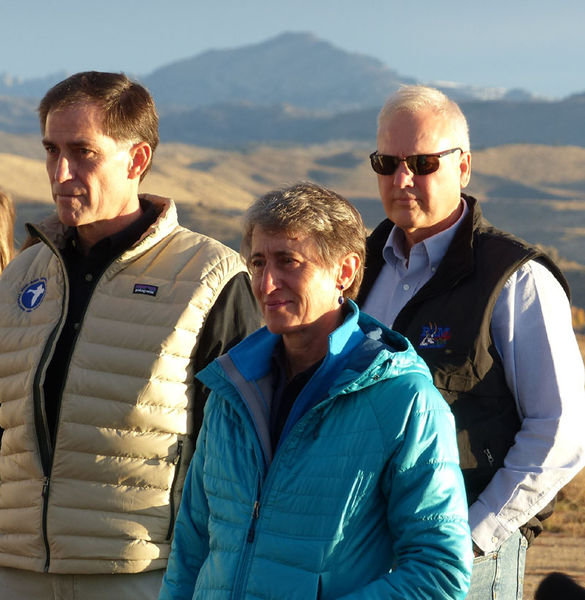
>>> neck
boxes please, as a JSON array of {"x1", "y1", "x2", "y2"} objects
[
  {"x1": 76, "y1": 203, "x2": 143, "y2": 255},
  {"x1": 402, "y1": 200, "x2": 463, "y2": 258},
  {"x1": 281, "y1": 309, "x2": 343, "y2": 379},
  {"x1": 282, "y1": 339, "x2": 326, "y2": 380}
]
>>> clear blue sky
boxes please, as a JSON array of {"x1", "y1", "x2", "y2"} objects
[{"x1": 3, "y1": 0, "x2": 584, "y2": 99}]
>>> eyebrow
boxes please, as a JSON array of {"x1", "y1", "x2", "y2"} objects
[
  {"x1": 250, "y1": 249, "x2": 298, "y2": 259},
  {"x1": 41, "y1": 137, "x2": 95, "y2": 148}
]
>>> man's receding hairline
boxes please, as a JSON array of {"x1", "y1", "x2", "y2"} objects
[
  {"x1": 377, "y1": 106, "x2": 470, "y2": 152},
  {"x1": 44, "y1": 101, "x2": 140, "y2": 147}
]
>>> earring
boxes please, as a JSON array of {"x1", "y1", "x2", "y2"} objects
[{"x1": 338, "y1": 284, "x2": 344, "y2": 305}]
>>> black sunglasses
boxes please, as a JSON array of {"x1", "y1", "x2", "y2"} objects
[{"x1": 369, "y1": 147, "x2": 463, "y2": 176}]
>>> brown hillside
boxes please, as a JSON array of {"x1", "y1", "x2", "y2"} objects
[{"x1": 3, "y1": 140, "x2": 585, "y2": 278}]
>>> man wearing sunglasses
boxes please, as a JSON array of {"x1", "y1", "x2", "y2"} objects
[{"x1": 357, "y1": 85, "x2": 585, "y2": 599}]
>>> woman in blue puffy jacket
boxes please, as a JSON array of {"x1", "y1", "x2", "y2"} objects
[{"x1": 160, "y1": 182, "x2": 472, "y2": 599}]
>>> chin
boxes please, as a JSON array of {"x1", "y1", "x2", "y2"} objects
[
  {"x1": 265, "y1": 323, "x2": 289, "y2": 336},
  {"x1": 55, "y1": 202, "x2": 85, "y2": 227},
  {"x1": 264, "y1": 318, "x2": 299, "y2": 336},
  {"x1": 56, "y1": 211, "x2": 82, "y2": 228}
]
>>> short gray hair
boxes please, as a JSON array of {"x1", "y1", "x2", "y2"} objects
[
  {"x1": 378, "y1": 85, "x2": 470, "y2": 151},
  {"x1": 241, "y1": 182, "x2": 366, "y2": 300}
]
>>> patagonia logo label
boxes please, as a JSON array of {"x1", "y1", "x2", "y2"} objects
[
  {"x1": 133, "y1": 283, "x2": 158, "y2": 297},
  {"x1": 18, "y1": 278, "x2": 48, "y2": 312},
  {"x1": 419, "y1": 323, "x2": 451, "y2": 349}
]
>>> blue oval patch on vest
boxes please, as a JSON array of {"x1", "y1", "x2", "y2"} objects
[{"x1": 18, "y1": 278, "x2": 48, "y2": 312}]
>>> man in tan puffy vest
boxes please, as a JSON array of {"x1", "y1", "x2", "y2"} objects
[{"x1": 0, "y1": 71, "x2": 261, "y2": 599}]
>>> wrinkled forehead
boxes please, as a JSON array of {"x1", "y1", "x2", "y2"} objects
[
  {"x1": 251, "y1": 225, "x2": 311, "y2": 248},
  {"x1": 45, "y1": 99, "x2": 102, "y2": 126},
  {"x1": 250, "y1": 225, "x2": 324, "y2": 261},
  {"x1": 377, "y1": 109, "x2": 456, "y2": 154},
  {"x1": 44, "y1": 102, "x2": 134, "y2": 149}
]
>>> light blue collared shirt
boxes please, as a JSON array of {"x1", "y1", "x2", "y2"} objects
[
  {"x1": 363, "y1": 200, "x2": 585, "y2": 553},
  {"x1": 363, "y1": 201, "x2": 462, "y2": 328}
]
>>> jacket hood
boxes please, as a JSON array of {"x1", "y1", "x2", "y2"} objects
[
  {"x1": 330, "y1": 302, "x2": 432, "y2": 397},
  {"x1": 197, "y1": 300, "x2": 433, "y2": 468},
  {"x1": 199, "y1": 300, "x2": 432, "y2": 400}
]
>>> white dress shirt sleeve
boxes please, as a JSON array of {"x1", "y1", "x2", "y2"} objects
[{"x1": 468, "y1": 259, "x2": 585, "y2": 553}]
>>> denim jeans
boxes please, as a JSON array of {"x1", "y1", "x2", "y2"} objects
[{"x1": 466, "y1": 529, "x2": 528, "y2": 599}]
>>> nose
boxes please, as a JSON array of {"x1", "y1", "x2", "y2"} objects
[
  {"x1": 393, "y1": 160, "x2": 415, "y2": 188},
  {"x1": 260, "y1": 264, "x2": 279, "y2": 295},
  {"x1": 52, "y1": 154, "x2": 74, "y2": 183}
]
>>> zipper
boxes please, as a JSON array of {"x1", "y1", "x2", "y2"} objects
[
  {"x1": 227, "y1": 386, "x2": 334, "y2": 598},
  {"x1": 32, "y1": 352, "x2": 56, "y2": 477},
  {"x1": 231, "y1": 405, "x2": 329, "y2": 598},
  {"x1": 232, "y1": 479, "x2": 262, "y2": 599},
  {"x1": 30, "y1": 225, "x2": 70, "y2": 477},
  {"x1": 483, "y1": 447, "x2": 495, "y2": 467},
  {"x1": 166, "y1": 440, "x2": 184, "y2": 540},
  {"x1": 246, "y1": 500, "x2": 260, "y2": 543},
  {"x1": 31, "y1": 231, "x2": 122, "y2": 571},
  {"x1": 30, "y1": 237, "x2": 69, "y2": 572},
  {"x1": 41, "y1": 477, "x2": 51, "y2": 571}
]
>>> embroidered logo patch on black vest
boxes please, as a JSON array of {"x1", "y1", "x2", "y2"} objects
[{"x1": 419, "y1": 323, "x2": 451, "y2": 348}]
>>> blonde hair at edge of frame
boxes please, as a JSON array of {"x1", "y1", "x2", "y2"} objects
[
  {"x1": 0, "y1": 190, "x2": 15, "y2": 273},
  {"x1": 377, "y1": 85, "x2": 471, "y2": 152}
]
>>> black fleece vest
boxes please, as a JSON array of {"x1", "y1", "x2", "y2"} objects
[{"x1": 357, "y1": 196, "x2": 569, "y2": 538}]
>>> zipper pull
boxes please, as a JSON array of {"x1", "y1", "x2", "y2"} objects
[
  {"x1": 173, "y1": 440, "x2": 184, "y2": 465},
  {"x1": 42, "y1": 477, "x2": 50, "y2": 498},
  {"x1": 247, "y1": 501, "x2": 260, "y2": 543},
  {"x1": 483, "y1": 448, "x2": 495, "y2": 467}
]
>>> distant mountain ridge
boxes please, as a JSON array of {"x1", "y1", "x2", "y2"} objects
[
  {"x1": 0, "y1": 96, "x2": 38, "y2": 133},
  {"x1": 1, "y1": 32, "x2": 585, "y2": 147},
  {"x1": 0, "y1": 71, "x2": 68, "y2": 99},
  {"x1": 143, "y1": 32, "x2": 413, "y2": 112},
  {"x1": 142, "y1": 32, "x2": 547, "y2": 110},
  {"x1": 1, "y1": 33, "x2": 532, "y2": 109}
]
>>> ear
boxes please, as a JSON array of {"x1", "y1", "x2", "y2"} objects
[
  {"x1": 337, "y1": 252, "x2": 361, "y2": 290},
  {"x1": 459, "y1": 150, "x2": 472, "y2": 189},
  {"x1": 128, "y1": 142, "x2": 152, "y2": 180}
]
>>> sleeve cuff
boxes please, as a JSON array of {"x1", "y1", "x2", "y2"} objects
[{"x1": 468, "y1": 501, "x2": 515, "y2": 554}]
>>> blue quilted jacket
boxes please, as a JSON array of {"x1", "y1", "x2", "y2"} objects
[{"x1": 160, "y1": 302, "x2": 472, "y2": 599}]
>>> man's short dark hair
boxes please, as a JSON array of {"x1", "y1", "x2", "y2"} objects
[{"x1": 38, "y1": 71, "x2": 159, "y2": 179}]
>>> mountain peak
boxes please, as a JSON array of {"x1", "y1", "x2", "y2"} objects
[{"x1": 143, "y1": 32, "x2": 407, "y2": 112}]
